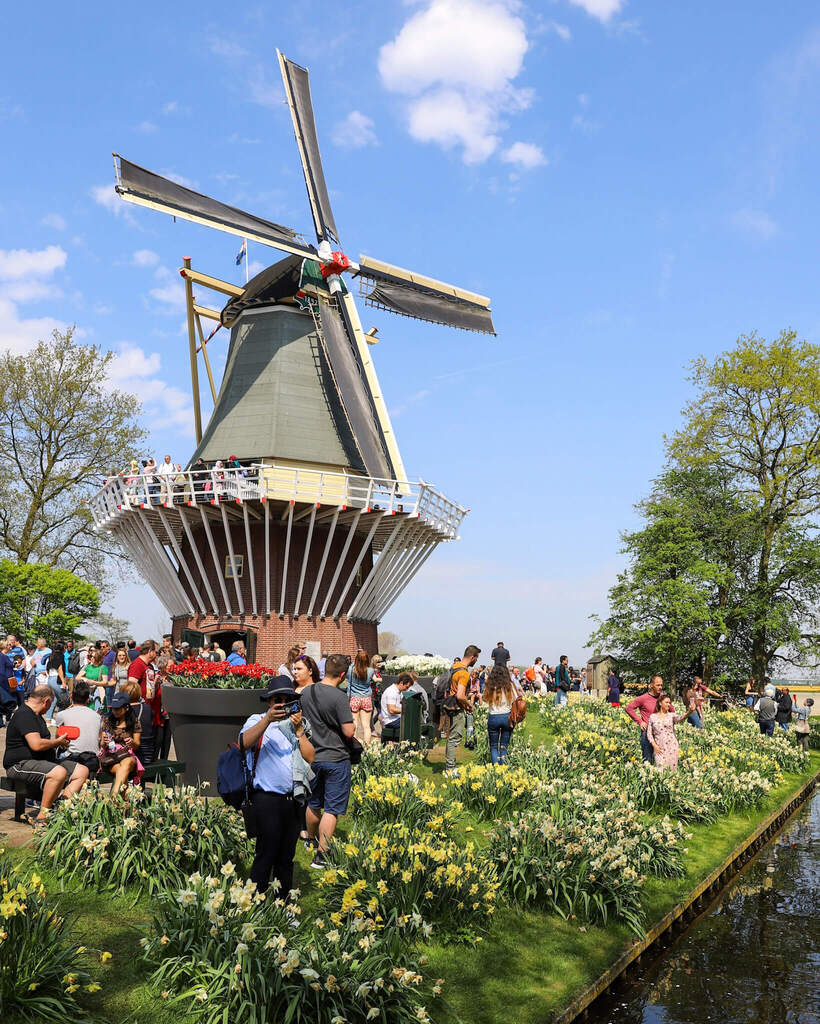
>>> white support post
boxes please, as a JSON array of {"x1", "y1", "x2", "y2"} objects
[
  {"x1": 319, "y1": 511, "x2": 362, "y2": 619},
  {"x1": 378, "y1": 537, "x2": 440, "y2": 620},
  {"x1": 133, "y1": 514, "x2": 194, "y2": 615},
  {"x1": 367, "y1": 523, "x2": 431, "y2": 620},
  {"x1": 157, "y1": 507, "x2": 207, "y2": 614},
  {"x1": 354, "y1": 523, "x2": 425, "y2": 621},
  {"x1": 306, "y1": 506, "x2": 340, "y2": 617},
  {"x1": 264, "y1": 498, "x2": 271, "y2": 615},
  {"x1": 200, "y1": 507, "x2": 232, "y2": 615},
  {"x1": 178, "y1": 506, "x2": 219, "y2": 613},
  {"x1": 221, "y1": 505, "x2": 245, "y2": 615},
  {"x1": 331, "y1": 514, "x2": 384, "y2": 619},
  {"x1": 118, "y1": 519, "x2": 177, "y2": 614},
  {"x1": 243, "y1": 504, "x2": 258, "y2": 616},
  {"x1": 279, "y1": 502, "x2": 294, "y2": 616},
  {"x1": 346, "y1": 517, "x2": 405, "y2": 619},
  {"x1": 293, "y1": 504, "x2": 317, "y2": 617}
]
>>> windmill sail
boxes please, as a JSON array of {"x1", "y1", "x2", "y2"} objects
[
  {"x1": 115, "y1": 156, "x2": 314, "y2": 258},
  {"x1": 317, "y1": 299, "x2": 394, "y2": 480},
  {"x1": 278, "y1": 53, "x2": 339, "y2": 245},
  {"x1": 355, "y1": 256, "x2": 495, "y2": 335}
]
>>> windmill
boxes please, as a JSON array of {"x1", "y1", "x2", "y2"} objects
[{"x1": 88, "y1": 51, "x2": 495, "y2": 663}]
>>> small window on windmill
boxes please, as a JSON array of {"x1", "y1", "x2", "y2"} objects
[
  {"x1": 355, "y1": 565, "x2": 364, "y2": 588},
  {"x1": 225, "y1": 554, "x2": 244, "y2": 579}
]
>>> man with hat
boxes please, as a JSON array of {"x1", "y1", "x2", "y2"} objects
[
  {"x1": 239, "y1": 675, "x2": 315, "y2": 896},
  {"x1": 491, "y1": 641, "x2": 510, "y2": 667}
]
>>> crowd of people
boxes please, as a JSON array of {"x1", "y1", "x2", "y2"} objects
[
  {"x1": 2, "y1": 630, "x2": 815, "y2": 898},
  {"x1": 104, "y1": 453, "x2": 254, "y2": 504},
  {"x1": 0, "y1": 632, "x2": 193, "y2": 824}
]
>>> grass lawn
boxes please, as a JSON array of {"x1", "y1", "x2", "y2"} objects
[{"x1": 3, "y1": 722, "x2": 817, "y2": 1024}]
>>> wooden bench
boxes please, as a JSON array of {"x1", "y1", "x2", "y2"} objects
[{"x1": 0, "y1": 759, "x2": 186, "y2": 822}]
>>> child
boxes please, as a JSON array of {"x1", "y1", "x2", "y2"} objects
[{"x1": 794, "y1": 698, "x2": 814, "y2": 752}]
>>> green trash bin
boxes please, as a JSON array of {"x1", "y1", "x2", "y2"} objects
[{"x1": 400, "y1": 691, "x2": 423, "y2": 748}]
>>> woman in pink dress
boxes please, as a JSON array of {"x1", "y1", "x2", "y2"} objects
[{"x1": 646, "y1": 694, "x2": 688, "y2": 770}]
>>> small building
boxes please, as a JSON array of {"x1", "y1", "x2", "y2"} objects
[{"x1": 587, "y1": 654, "x2": 616, "y2": 694}]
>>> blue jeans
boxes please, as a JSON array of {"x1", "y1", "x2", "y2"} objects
[
  {"x1": 487, "y1": 713, "x2": 512, "y2": 765},
  {"x1": 44, "y1": 675, "x2": 64, "y2": 720},
  {"x1": 778, "y1": 721, "x2": 789, "y2": 731},
  {"x1": 745, "y1": 696, "x2": 755, "y2": 707},
  {"x1": 759, "y1": 719, "x2": 775, "y2": 736},
  {"x1": 554, "y1": 689, "x2": 568, "y2": 708},
  {"x1": 640, "y1": 729, "x2": 655, "y2": 763},
  {"x1": 687, "y1": 711, "x2": 702, "y2": 729}
]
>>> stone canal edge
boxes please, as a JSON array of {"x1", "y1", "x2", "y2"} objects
[{"x1": 554, "y1": 768, "x2": 820, "y2": 1024}]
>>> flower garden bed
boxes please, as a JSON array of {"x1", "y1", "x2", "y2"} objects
[{"x1": 2, "y1": 701, "x2": 817, "y2": 1024}]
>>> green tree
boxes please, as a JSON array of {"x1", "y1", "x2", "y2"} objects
[
  {"x1": 0, "y1": 327, "x2": 147, "y2": 579},
  {"x1": 0, "y1": 558, "x2": 100, "y2": 644},
  {"x1": 668, "y1": 330, "x2": 820, "y2": 680},
  {"x1": 86, "y1": 611, "x2": 131, "y2": 645},
  {"x1": 590, "y1": 466, "x2": 735, "y2": 688}
]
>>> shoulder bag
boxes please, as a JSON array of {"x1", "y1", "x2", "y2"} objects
[{"x1": 509, "y1": 691, "x2": 527, "y2": 727}]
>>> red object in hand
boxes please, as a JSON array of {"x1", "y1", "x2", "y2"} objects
[
  {"x1": 57, "y1": 725, "x2": 80, "y2": 740},
  {"x1": 320, "y1": 251, "x2": 350, "y2": 279}
]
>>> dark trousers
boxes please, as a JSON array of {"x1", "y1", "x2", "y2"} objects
[
  {"x1": 249, "y1": 790, "x2": 302, "y2": 897},
  {"x1": 640, "y1": 729, "x2": 655, "y2": 763}
]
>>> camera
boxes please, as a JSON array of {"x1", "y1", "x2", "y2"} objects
[{"x1": 281, "y1": 700, "x2": 300, "y2": 716}]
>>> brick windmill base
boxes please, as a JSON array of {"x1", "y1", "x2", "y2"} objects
[{"x1": 90, "y1": 464, "x2": 465, "y2": 664}]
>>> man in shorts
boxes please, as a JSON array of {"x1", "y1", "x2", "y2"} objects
[
  {"x1": 3, "y1": 684, "x2": 90, "y2": 824},
  {"x1": 299, "y1": 654, "x2": 355, "y2": 870}
]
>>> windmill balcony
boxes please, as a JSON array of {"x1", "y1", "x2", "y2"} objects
[{"x1": 87, "y1": 464, "x2": 467, "y2": 626}]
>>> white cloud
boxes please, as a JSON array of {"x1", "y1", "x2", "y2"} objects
[
  {"x1": 162, "y1": 100, "x2": 179, "y2": 114},
  {"x1": 41, "y1": 212, "x2": 67, "y2": 230},
  {"x1": 109, "y1": 342, "x2": 161, "y2": 382},
  {"x1": 0, "y1": 246, "x2": 69, "y2": 355},
  {"x1": 90, "y1": 183, "x2": 126, "y2": 216},
  {"x1": 551, "y1": 22, "x2": 572, "y2": 42},
  {"x1": 0, "y1": 297, "x2": 67, "y2": 355},
  {"x1": 730, "y1": 208, "x2": 779, "y2": 239},
  {"x1": 247, "y1": 68, "x2": 283, "y2": 110},
  {"x1": 501, "y1": 140, "x2": 546, "y2": 168},
  {"x1": 149, "y1": 279, "x2": 185, "y2": 311},
  {"x1": 137, "y1": 120, "x2": 158, "y2": 134},
  {"x1": 132, "y1": 248, "x2": 160, "y2": 268},
  {"x1": 567, "y1": 0, "x2": 625, "y2": 22},
  {"x1": 1, "y1": 280, "x2": 63, "y2": 303},
  {"x1": 209, "y1": 38, "x2": 249, "y2": 59},
  {"x1": 378, "y1": 0, "x2": 532, "y2": 164},
  {"x1": 332, "y1": 110, "x2": 378, "y2": 148},
  {"x1": 108, "y1": 342, "x2": 193, "y2": 433},
  {"x1": 389, "y1": 388, "x2": 432, "y2": 418},
  {"x1": 0, "y1": 244, "x2": 67, "y2": 280}
]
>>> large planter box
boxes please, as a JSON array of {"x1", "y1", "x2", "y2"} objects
[
  {"x1": 378, "y1": 674, "x2": 435, "y2": 696},
  {"x1": 163, "y1": 682, "x2": 266, "y2": 789}
]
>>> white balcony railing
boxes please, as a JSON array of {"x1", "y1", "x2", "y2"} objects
[{"x1": 88, "y1": 463, "x2": 467, "y2": 540}]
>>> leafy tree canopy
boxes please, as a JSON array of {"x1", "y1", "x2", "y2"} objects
[
  {"x1": 0, "y1": 558, "x2": 100, "y2": 644},
  {"x1": 0, "y1": 327, "x2": 147, "y2": 581},
  {"x1": 593, "y1": 330, "x2": 820, "y2": 688}
]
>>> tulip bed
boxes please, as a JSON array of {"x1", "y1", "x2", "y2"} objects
[{"x1": 5, "y1": 695, "x2": 816, "y2": 1024}]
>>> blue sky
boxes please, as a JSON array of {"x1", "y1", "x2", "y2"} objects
[{"x1": 2, "y1": 1, "x2": 819, "y2": 665}]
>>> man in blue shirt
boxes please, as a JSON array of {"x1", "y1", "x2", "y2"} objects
[
  {"x1": 33, "y1": 637, "x2": 52, "y2": 678},
  {"x1": 99, "y1": 640, "x2": 116, "y2": 673},
  {"x1": 226, "y1": 641, "x2": 247, "y2": 666},
  {"x1": 5, "y1": 634, "x2": 26, "y2": 661}
]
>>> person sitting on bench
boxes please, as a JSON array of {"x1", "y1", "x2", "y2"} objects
[
  {"x1": 53, "y1": 680, "x2": 102, "y2": 775},
  {"x1": 379, "y1": 673, "x2": 412, "y2": 744},
  {"x1": 3, "y1": 684, "x2": 90, "y2": 825}
]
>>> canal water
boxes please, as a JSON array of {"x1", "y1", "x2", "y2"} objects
[{"x1": 588, "y1": 790, "x2": 819, "y2": 1024}]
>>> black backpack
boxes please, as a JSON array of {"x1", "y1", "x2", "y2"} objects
[
  {"x1": 432, "y1": 668, "x2": 456, "y2": 706},
  {"x1": 67, "y1": 651, "x2": 81, "y2": 676}
]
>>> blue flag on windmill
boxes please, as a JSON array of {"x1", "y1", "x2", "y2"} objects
[{"x1": 235, "y1": 239, "x2": 247, "y2": 265}]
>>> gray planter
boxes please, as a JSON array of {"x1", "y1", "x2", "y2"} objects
[
  {"x1": 163, "y1": 682, "x2": 266, "y2": 789},
  {"x1": 379, "y1": 674, "x2": 435, "y2": 696}
]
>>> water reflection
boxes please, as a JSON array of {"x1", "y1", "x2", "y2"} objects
[{"x1": 589, "y1": 792, "x2": 819, "y2": 1024}]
